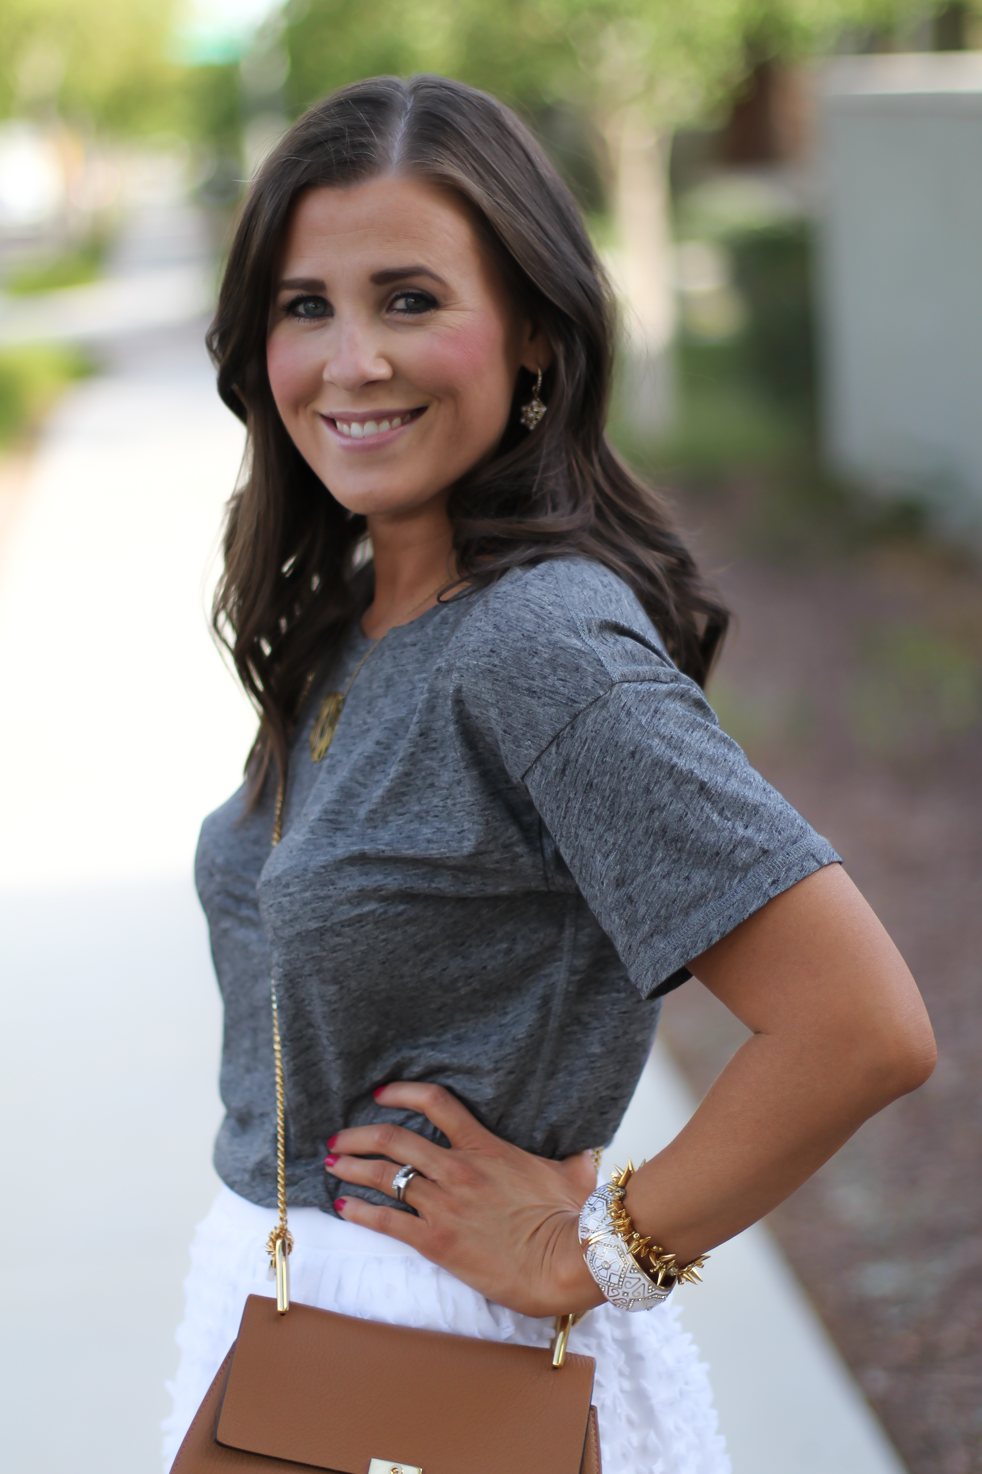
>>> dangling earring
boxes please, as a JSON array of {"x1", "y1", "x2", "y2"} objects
[{"x1": 519, "y1": 368, "x2": 546, "y2": 430}]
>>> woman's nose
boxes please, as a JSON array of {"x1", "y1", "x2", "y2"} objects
[{"x1": 322, "y1": 318, "x2": 392, "y2": 391}]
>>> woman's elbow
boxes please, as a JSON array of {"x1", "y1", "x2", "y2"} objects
[
  {"x1": 863, "y1": 1000, "x2": 937, "y2": 1104},
  {"x1": 891, "y1": 1023, "x2": 937, "y2": 1096}
]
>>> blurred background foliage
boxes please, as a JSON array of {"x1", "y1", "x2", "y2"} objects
[
  {"x1": 0, "y1": 0, "x2": 183, "y2": 134},
  {"x1": 0, "y1": 344, "x2": 90, "y2": 447}
]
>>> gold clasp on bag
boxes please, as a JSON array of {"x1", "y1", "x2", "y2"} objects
[
  {"x1": 551, "y1": 1312, "x2": 574, "y2": 1368},
  {"x1": 274, "y1": 1234, "x2": 290, "y2": 1314},
  {"x1": 550, "y1": 1310, "x2": 588, "y2": 1367},
  {"x1": 367, "y1": 1461, "x2": 424, "y2": 1474}
]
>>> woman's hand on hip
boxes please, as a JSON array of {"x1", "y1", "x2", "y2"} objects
[{"x1": 325, "y1": 1083, "x2": 604, "y2": 1317}]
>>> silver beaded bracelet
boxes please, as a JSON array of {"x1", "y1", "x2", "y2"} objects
[{"x1": 578, "y1": 1161, "x2": 708, "y2": 1312}]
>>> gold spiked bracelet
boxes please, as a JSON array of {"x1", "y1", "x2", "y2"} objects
[{"x1": 578, "y1": 1160, "x2": 708, "y2": 1312}]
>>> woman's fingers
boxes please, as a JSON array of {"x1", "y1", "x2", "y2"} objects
[
  {"x1": 327, "y1": 1151, "x2": 436, "y2": 1212},
  {"x1": 327, "y1": 1120, "x2": 447, "y2": 1177},
  {"x1": 334, "y1": 1193, "x2": 429, "y2": 1249},
  {"x1": 373, "y1": 1081, "x2": 494, "y2": 1151}
]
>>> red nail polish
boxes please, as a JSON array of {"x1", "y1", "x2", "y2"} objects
[
  {"x1": 324, "y1": 1154, "x2": 337, "y2": 1168},
  {"x1": 372, "y1": 1087, "x2": 385, "y2": 1099},
  {"x1": 327, "y1": 1134, "x2": 338, "y2": 1148},
  {"x1": 334, "y1": 1198, "x2": 347, "y2": 1212}
]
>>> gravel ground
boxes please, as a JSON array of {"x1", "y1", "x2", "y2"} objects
[{"x1": 660, "y1": 489, "x2": 982, "y2": 1474}]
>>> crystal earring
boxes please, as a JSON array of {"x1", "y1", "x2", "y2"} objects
[{"x1": 519, "y1": 368, "x2": 546, "y2": 430}]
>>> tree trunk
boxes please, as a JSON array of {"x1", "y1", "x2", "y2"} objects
[{"x1": 601, "y1": 106, "x2": 675, "y2": 435}]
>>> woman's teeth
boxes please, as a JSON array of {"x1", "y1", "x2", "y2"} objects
[{"x1": 333, "y1": 413, "x2": 415, "y2": 439}]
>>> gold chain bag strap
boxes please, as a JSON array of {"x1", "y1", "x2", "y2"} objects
[{"x1": 171, "y1": 763, "x2": 603, "y2": 1473}]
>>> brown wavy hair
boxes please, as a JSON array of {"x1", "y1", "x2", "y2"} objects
[{"x1": 208, "y1": 74, "x2": 728, "y2": 801}]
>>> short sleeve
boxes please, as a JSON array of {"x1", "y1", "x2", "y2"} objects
[
  {"x1": 524, "y1": 676, "x2": 839, "y2": 999},
  {"x1": 454, "y1": 558, "x2": 839, "y2": 1000}
]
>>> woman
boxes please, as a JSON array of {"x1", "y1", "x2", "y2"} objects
[{"x1": 163, "y1": 75, "x2": 935, "y2": 1473}]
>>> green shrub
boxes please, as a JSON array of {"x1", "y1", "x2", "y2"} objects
[
  {"x1": 0, "y1": 346, "x2": 92, "y2": 446},
  {"x1": 5, "y1": 240, "x2": 106, "y2": 296},
  {"x1": 726, "y1": 221, "x2": 816, "y2": 410}
]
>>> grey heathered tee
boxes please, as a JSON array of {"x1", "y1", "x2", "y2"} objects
[{"x1": 195, "y1": 557, "x2": 839, "y2": 1213}]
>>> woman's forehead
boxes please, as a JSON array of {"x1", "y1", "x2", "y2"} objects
[{"x1": 280, "y1": 176, "x2": 482, "y2": 275}]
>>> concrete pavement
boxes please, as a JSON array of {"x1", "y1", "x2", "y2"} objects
[{"x1": 0, "y1": 318, "x2": 252, "y2": 1473}]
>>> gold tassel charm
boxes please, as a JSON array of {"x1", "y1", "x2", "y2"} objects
[{"x1": 309, "y1": 691, "x2": 345, "y2": 761}]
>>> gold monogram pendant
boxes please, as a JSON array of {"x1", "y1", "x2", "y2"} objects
[{"x1": 310, "y1": 692, "x2": 344, "y2": 762}]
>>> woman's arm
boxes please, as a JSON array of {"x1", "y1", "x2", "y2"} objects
[
  {"x1": 622, "y1": 862, "x2": 936, "y2": 1267},
  {"x1": 328, "y1": 864, "x2": 935, "y2": 1316}
]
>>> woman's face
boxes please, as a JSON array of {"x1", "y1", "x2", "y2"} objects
[{"x1": 267, "y1": 174, "x2": 544, "y2": 520}]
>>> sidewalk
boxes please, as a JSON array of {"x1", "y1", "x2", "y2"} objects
[
  {"x1": 0, "y1": 318, "x2": 254, "y2": 1474},
  {"x1": 0, "y1": 193, "x2": 908, "y2": 1474}
]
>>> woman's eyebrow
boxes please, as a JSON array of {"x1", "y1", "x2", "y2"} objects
[
  {"x1": 276, "y1": 267, "x2": 447, "y2": 292},
  {"x1": 371, "y1": 265, "x2": 447, "y2": 287}
]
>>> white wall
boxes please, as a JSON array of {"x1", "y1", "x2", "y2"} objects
[{"x1": 816, "y1": 53, "x2": 982, "y2": 537}]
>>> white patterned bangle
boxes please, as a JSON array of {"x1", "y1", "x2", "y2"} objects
[{"x1": 578, "y1": 1160, "x2": 708, "y2": 1312}]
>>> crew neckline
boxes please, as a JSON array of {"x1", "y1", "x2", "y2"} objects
[{"x1": 357, "y1": 590, "x2": 457, "y2": 642}]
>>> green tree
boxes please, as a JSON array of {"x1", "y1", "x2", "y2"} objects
[{"x1": 0, "y1": 0, "x2": 182, "y2": 134}]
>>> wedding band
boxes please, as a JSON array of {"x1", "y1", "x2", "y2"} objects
[{"x1": 391, "y1": 1164, "x2": 420, "y2": 1203}]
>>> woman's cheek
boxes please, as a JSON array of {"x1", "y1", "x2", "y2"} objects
[
  {"x1": 409, "y1": 319, "x2": 511, "y2": 403},
  {"x1": 266, "y1": 333, "x2": 320, "y2": 413}
]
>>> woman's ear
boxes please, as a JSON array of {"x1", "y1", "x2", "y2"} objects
[{"x1": 519, "y1": 320, "x2": 554, "y2": 374}]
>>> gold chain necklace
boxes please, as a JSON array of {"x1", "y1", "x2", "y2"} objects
[
  {"x1": 270, "y1": 582, "x2": 446, "y2": 847},
  {"x1": 307, "y1": 582, "x2": 445, "y2": 764}
]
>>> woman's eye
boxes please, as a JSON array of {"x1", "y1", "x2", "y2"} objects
[
  {"x1": 287, "y1": 295, "x2": 330, "y2": 320},
  {"x1": 389, "y1": 291, "x2": 437, "y2": 316}
]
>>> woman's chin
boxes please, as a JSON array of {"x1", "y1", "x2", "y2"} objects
[{"x1": 322, "y1": 477, "x2": 453, "y2": 521}]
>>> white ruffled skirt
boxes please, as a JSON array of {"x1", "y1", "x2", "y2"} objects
[{"x1": 162, "y1": 1186, "x2": 729, "y2": 1474}]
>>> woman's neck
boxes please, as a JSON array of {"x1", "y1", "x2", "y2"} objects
[{"x1": 362, "y1": 503, "x2": 457, "y2": 639}]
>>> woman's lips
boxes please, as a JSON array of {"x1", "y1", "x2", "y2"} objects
[{"x1": 320, "y1": 406, "x2": 427, "y2": 447}]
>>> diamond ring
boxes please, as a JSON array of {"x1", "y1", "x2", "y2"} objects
[{"x1": 391, "y1": 1164, "x2": 421, "y2": 1203}]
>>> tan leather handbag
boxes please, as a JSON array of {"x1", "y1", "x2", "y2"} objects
[{"x1": 170, "y1": 988, "x2": 602, "y2": 1474}]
